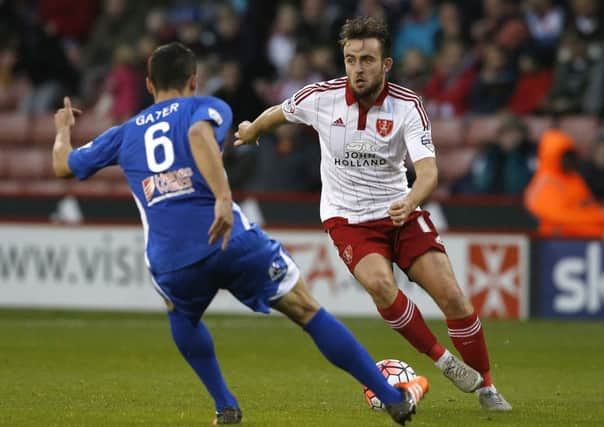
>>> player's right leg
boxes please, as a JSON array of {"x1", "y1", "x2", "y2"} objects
[{"x1": 272, "y1": 278, "x2": 428, "y2": 425}]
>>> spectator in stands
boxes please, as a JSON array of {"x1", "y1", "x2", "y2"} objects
[
  {"x1": 565, "y1": 0, "x2": 602, "y2": 51},
  {"x1": 543, "y1": 31, "x2": 599, "y2": 115},
  {"x1": 39, "y1": 0, "x2": 100, "y2": 42},
  {"x1": 394, "y1": 48, "x2": 431, "y2": 94},
  {"x1": 453, "y1": 115, "x2": 537, "y2": 195},
  {"x1": 434, "y1": 1, "x2": 469, "y2": 49},
  {"x1": 524, "y1": 0, "x2": 565, "y2": 65},
  {"x1": 355, "y1": 0, "x2": 387, "y2": 23},
  {"x1": 471, "y1": 0, "x2": 529, "y2": 52},
  {"x1": 257, "y1": 51, "x2": 321, "y2": 106},
  {"x1": 392, "y1": 0, "x2": 440, "y2": 61},
  {"x1": 144, "y1": 8, "x2": 175, "y2": 46},
  {"x1": 95, "y1": 44, "x2": 141, "y2": 124},
  {"x1": 581, "y1": 131, "x2": 604, "y2": 199},
  {"x1": 0, "y1": 35, "x2": 27, "y2": 111},
  {"x1": 213, "y1": 60, "x2": 265, "y2": 127},
  {"x1": 524, "y1": 129, "x2": 604, "y2": 238},
  {"x1": 15, "y1": 18, "x2": 80, "y2": 113},
  {"x1": 250, "y1": 124, "x2": 321, "y2": 192},
  {"x1": 81, "y1": 0, "x2": 142, "y2": 106},
  {"x1": 297, "y1": 0, "x2": 339, "y2": 49},
  {"x1": 423, "y1": 39, "x2": 477, "y2": 118},
  {"x1": 506, "y1": 49, "x2": 553, "y2": 114},
  {"x1": 468, "y1": 43, "x2": 517, "y2": 114},
  {"x1": 83, "y1": 0, "x2": 142, "y2": 70},
  {"x1": 308, "y1": 44, "x2": 339, "y2": 80},
  {"x1": 267, "y1": 3, "x2": 299, "y2": 77}
]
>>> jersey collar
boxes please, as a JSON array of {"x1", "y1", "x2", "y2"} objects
[{"x1": 345, "y1": 79, "x2": 389, "y2": 107}]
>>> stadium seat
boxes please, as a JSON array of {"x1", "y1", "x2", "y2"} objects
[
  {"x1": 0, "y1": 112, "x2": 29, "y2": 146},
  {"x1": 436, "y1": 146, "x2": 478, "y2": 183},
  {"x1": 26, "y1": 179, "x2": 70, "y2": 194},
  {"x1": 96, "y1": 166, "x2": 125, "y2": 182},
  {"x1": 6, "y1": 147, "x2": 53, "y2": 179},
  {"x1": 523, "y1": 116, "x2": 553, "y2": 142},
  {"x1": 30, "y1": 113, "x2": 57, "y2": 147},
  {"x1": 559, "y1": 115, "x2": 599, "y2": 156},
  {"x1": 465, "y1": 116, "x2": 501, "y2": 145},
  {"x1": 73, "y1": 114, "x2": 115, "y2": 146},
  {"x1": 431, "y1": 118, "x2": 465, "y2": 147}
]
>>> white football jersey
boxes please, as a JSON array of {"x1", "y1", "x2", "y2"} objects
[{"x1": 281, "y1": 77, "x2": 435, "y2": 223}]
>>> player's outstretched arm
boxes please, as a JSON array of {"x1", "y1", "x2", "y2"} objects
[
  {"x1": 189, "y1": 121, "x2": 233, "y2": 250},
  {"x1": 52, "y1": 96, "x2": 81, "y2": 178},
  {"x1": 388, "y1": 157, "x2": 438, "y2": 225},
  {"x1": 234, "y1": 105, "x2": 287, "y2": 146}
]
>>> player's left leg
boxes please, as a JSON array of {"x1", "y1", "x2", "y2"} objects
[
  {"x1": 272, "y1": 278, "x2": 427, "y2": 424},
  {"x1": 168, "y1": 310, "x2": 241, "y2": 418},
  {"x1": 223, "y1": 226, "x2": 426, "y2": 423},
  {"x1": 152, "y1": 263, "x2": 241, "y2": 422},
  {"x1": 406, "y1": 250, "x2": 511, "y2": 411}
]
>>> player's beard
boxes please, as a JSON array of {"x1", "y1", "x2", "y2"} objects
[{"x1": 350, "y1": 75, "x2": 385, "y2": 103}]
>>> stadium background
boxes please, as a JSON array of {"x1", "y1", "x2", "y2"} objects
[{"x1": 1, "y1": 0, "x2": 603, "y2": 426}]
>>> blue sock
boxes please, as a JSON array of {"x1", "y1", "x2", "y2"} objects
[
  {"x1": 168, "y1": 310, "x2": 238, "y2": 411},
  {"x1": 303, "y1": 308, "x2": 402, "y2": 405}
]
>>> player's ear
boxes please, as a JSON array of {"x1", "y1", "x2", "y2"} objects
[
  {"x1": 145, "y1": 77, "x2": 155, "y2": 97},
  {"x1": 383, "y1": 57, "x2": 393, "y2": 74},
  {"x1": 188, "y1": 74, "x2": 197, "y2": 92}
]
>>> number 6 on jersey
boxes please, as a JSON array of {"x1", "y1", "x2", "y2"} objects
[{"x1": 145, "y1": 122, "x2": 174, "y2": 172}]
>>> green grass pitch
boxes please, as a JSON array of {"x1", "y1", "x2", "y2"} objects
[{"x1": 1, "y1": 309, "x2": 603, "y2": 426}]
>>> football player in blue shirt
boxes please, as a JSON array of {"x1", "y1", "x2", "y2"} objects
[{"x1": 51, "y1": 42, "x2": 427, "y2": 425}]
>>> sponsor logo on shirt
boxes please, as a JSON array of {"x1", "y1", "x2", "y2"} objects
[
  {"x1": 141, "y1": 167, "x2": 194, "y2": 206},
  {"x1": 334, "y1": 139, "x2": 387, "y2": 168}
]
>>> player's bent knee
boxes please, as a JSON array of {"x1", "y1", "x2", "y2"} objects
[
  {"x1": 362, "y1": 275, "x2": 397, "y2": 307},
  {"x1": 440, "y1": 286, "x2": 473, "y2": 317},
  {"x1": 273, "y1": 279, "x2": 320, "y2": 326}
]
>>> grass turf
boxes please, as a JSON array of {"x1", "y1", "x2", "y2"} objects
[{"x1": 0, "y1": 309, "x2": 603, "y2": 426}]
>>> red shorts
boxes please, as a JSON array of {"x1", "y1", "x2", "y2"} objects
[{"x1": 323, "y1": 211, "x2": 446, "y2": 273}]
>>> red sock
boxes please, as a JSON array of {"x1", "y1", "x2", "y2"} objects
[
  {"x1": 447, "y1": 312, "x2": 492, "y2": 387},
  {"x1": 378, "y1": 290, "x2": 446, "y2": 362}
]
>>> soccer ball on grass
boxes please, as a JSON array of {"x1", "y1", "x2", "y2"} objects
[{"x1": 363, "y1": 359, "x2": 416, "y2": 410}]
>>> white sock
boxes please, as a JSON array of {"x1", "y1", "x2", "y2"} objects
[
  {"x1": 434, "y1": 349, "x2": 452, "y2": 370},
  {"x1": 477, "y1": 384, "x2": 497, "y2": 394}
]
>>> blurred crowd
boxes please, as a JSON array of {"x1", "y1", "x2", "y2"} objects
[{"x1": 1, "y1": 0, "x2": 603, "y2": 198}]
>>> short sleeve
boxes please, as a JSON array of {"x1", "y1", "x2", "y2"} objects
[
  {"x1": 281, "y1": 83, "x2": 317, "y2": 127},
  {"x1": 68, "y1": 125, "x2": 122, "y2": 180},
  {"x1": 403, "y1": 100, "x2": 435, "y2": 163},
  {"x1": 191, "y1": 97, "x2": 233, "y2": 144}
]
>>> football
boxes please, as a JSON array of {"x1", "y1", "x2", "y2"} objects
[{"x1": 363, "y1": 359, "x2": 417, "y2": 410}]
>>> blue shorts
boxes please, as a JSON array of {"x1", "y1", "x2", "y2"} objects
[{"x1": 151, "y1": 226, "x2": 300, "y2": 319}]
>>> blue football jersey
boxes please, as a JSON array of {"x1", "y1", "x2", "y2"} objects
[{"x1": 68, "y1": 96, "x2": 251, "y2": 274}]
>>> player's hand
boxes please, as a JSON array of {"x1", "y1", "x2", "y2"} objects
[
  {"x1": 209, "y1": 197, "x2": 233, "y2": 250},
  {"x1": 388, "y1": 198, "x2": 415, "y2": 226},
  {"x1": 234, "y1": 121, "x2": 259, "y2": 147},
  {"x1": 54, "y1": 96, "x2": 82, "y2": 131}
]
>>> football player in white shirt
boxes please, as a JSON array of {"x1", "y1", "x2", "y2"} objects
[{"x1": 235, "y1": 16, "x2": 510, "y2": 411}]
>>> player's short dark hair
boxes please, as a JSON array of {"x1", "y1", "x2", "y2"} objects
[
  {"x1": 338, "y1": 16, "x2": 391, "y2": 58},
  {"x1": 148, "y1": 42, "x2": 196, "y2": 91}
]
